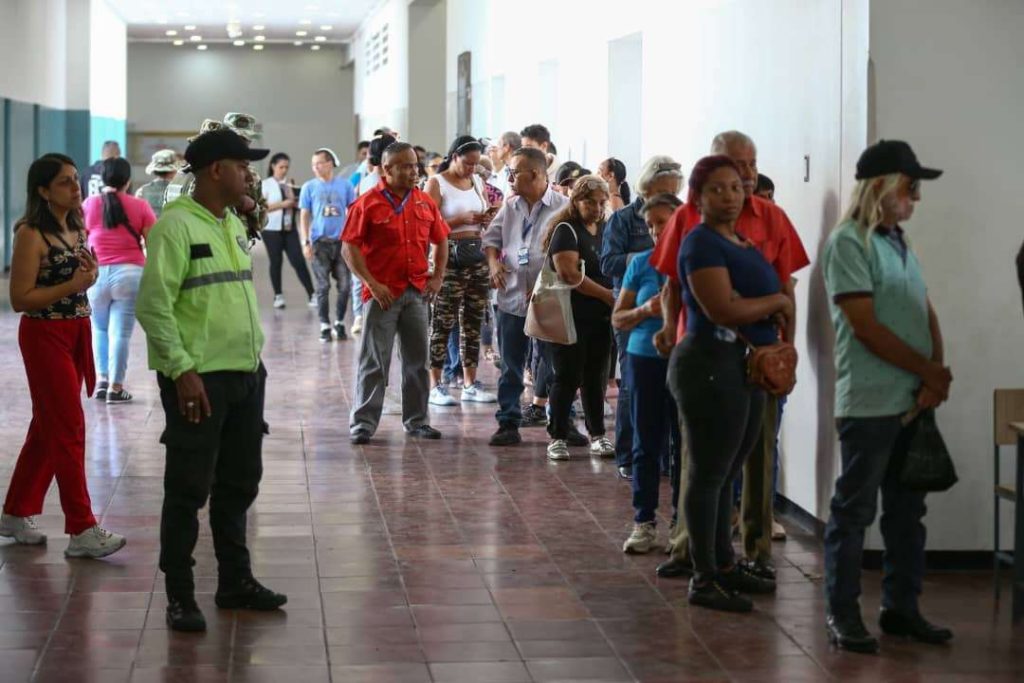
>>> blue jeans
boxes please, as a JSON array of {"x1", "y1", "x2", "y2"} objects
[
  {"x1": 629, "y1": 353, "x2": 680, "y2": 523},
  {"x1": 495, "y1": 311, "x2": 530, "y2": 427},
  {"x1": 613, "y1": 328, "x2": 634, "y2": 468},
  {"x1": 442, "y1": 327, "x2": 462, "y2": 384},
  {"x1": 87, "y1": 264, "x2": 142, "y2": 385},
  {"x1": 824, "y1": 416, "x2": 927, "y2": 618},
  {"x1": 351, "y1": 276, "x2": 364, "y2": 317}
]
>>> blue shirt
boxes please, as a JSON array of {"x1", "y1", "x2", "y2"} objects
[
  {"x1": 600, "y1": 197, "x2": 654, "y2": 293},
  {"x1": 621, "y1": 249, "x2": 665, "y2": 358},
  {"x1": 678, "y1": 224, "x2": 782, "y2": 346},
  {"x1": 299, "y1": 176, "x2": 357, "y2": 242}
]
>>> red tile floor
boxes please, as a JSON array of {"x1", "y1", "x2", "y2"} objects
[{"x1": 0, "y1": 256, "x2": 1022, "y2": 682}]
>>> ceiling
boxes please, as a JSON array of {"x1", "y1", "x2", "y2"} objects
[{"x1": 106, "y1": 0, "x2": 380, "y2": 46}]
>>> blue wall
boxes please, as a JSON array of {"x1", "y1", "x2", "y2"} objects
[{"x1": 90, "y1": 115, "x2": 126, "y2": 165}]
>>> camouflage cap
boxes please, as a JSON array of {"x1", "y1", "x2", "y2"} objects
[
  {"x1": 224, "y1": 112, "x2": 259, "y2": 141},
  {"x1": 146, "y1": 149, "x2": 180, "y2": 175}
]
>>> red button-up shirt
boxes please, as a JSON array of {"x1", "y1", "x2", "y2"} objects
[
  {"x1": 342, "y1": 180, "x2": 450, "y2": 301},
  {"x1": 650, "y1": 196, "x2": 810, "y2": 338}
]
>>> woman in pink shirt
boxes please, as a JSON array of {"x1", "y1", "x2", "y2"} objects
[{"x1": 82, "y1": 158, "x2": 156, "y2": 403}]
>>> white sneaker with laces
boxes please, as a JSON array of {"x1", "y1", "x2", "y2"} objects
[
  {"x1": 351, "y1": 314, "x2": 363, "y2": 334},
  {"x1": 273, "y1": 294, "x2": 286, "y2": 309},
  {"x1": 461, "y1": 381, "x2": 497, "y2": 403},
  {"x1": 0, "y1": 513, "x2": 46, "y2": 545},
  {"x1": 308, "y1": 294, "x2": 318, "y2": 308},
  {"x1": 429, "y1": 385, "x2": 458, "y2": 407},
  {"x1": 65, "y1": 525, "x2": 126, "y2": 559},
  {"x1": 623, "y1": 521, "x2": 658, "y2": 554},
  {"x1": 589, "y1": 436, "x2": 615, "y2": 458},
  {"x1": 547, "y1": 439, "x2": 570, "y2": 461}
]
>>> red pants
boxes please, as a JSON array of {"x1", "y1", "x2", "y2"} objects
[{"x1": 3, "y1": 316, "x2": 97, "y2": 534}]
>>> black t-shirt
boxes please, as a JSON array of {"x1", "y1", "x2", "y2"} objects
[
  {"x1": 81, "y1": 161, "x2": 104, "y2": 199},
  {"x1": 548, "y1": 220, "x2": 612, "y2": 321}
]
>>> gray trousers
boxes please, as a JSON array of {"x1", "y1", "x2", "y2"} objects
[{"x1": 350, "y1": 287, "x2": 431, "y2": 435}]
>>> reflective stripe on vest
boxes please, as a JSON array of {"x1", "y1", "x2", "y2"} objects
[{"x1": 180, "y1": 270, "x2": 253, "y2": 291}]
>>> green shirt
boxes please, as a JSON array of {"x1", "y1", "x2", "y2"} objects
[
  {"x1": 823, "y1": 219, "x2": 932, "y2": 418},
  {"x1": 136, "y1": 196, "x2": 264, "y2": 380},
  {"x1": 135, "y1": 178, "x2": 170, "y2": 217}
]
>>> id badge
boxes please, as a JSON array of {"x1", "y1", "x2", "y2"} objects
[
  {"x1": 517, "y1": 246, "x2": 529, "y2": 266},
  {"x1": 323, "y1": 204, "x2": 341, "y2": 217}
]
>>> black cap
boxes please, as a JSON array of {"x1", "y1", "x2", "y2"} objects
[
  {"x1": 555, "y1": 162, "x2": 588, "y2": 186},
  {"x1": 185, "y1": 128, "x2": 269, "y2": 172},
  {"x1": 855, "y1": 140, "x2": 942, "y2": 180}
]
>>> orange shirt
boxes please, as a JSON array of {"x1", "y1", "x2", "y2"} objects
[
  {"x1": 342, "y1": 180, "x2": 450, "y2": 301},
  {"x1": 650, "y1": 196, "x2": 810, "y2": 338}
]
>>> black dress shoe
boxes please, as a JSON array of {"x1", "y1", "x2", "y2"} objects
[
  {"x1": 350, "y1": 430, "x2": 371, "y2": 445},
  {"x1": 826, "y1": 613, "x2": 880, "y2": 654},
  {"x1": 406, "y1": 425, "x2": 442, "y2": 439},
  {"x1": 879, "y1": 608, "x2": 953, "y2": 644},
  {"x1": 739, "y1": 557, "x2": 776, "y2": 580},
  {"x1": 215, "y1": 577, "x2": 287, "y2": 611},
  {"x1": 718, "y1": 564, "x2": 776, "y2": 594},
  {"x1": 166, "y1": 596, "x2": 207, "y2": 632},
  {"x1": 617, "y1": 466, "x2": 632, "y2": 480},
  {"x1": 656, "y1": 557, "x2": 693, "y2": 578},
  {"x1": 566, "y1": 424, "x2": 589, "y2": 447},
  {"x1": 489, "y1": 424, "x2": 522, "y2": 446},
  {"x1": 688, "y1": 577, "x2": 753, "y2": 613}
]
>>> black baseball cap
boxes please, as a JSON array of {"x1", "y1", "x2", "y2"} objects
[
  {"x1": 855, "y1": 140, "x2": 942, "y2": 180},
  {"x1": 185, "y1": 128, "x2": 269, "y2": 172}
]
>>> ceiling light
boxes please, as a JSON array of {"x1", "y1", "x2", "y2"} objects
[
  {"x1": 165, "y1": 29, "x2": 177, "y2": 36},
  {"x1": 296, "y1": 30, "x2": 308, "y2": 36},
  {"x1": 233, "y1": 40, "x2": 245, "y2": 46},
  {"x1": 253, "y1": 25, "x2": 265, "y2": 31},
  {"x1": 314, "y1": 36, "x2": 326, "y2": 42},
  {"x1": 253, "y1": 45, "x2": 264, "y2": 51},
  {"x1": 293, "y1": 40, "x2": 304, "y2": 46},
  {"x1": 320, "y1": 25, "x2": 333, "y2": 31},
  {"x1": 299, "y1": 19, "x2": 312, "y2": 25},
  {"x1": 197, "y1": 45, "x2": 208, "y2": 51},
  {"x1": 184, "y1": 24, "x2": 196, "y2": 31},
  {"x1": 254, "y1": 35, "x2": 265, "y2": 42},
  {"x1": 311, "y1": 45, "x2": 321, "y2": 51},
  {"x1": 173, "y1": 40, "x2": 185, "y2": 46},
  {"x1": 189, "y1": 35, "x2": 202, "y2": 42}
]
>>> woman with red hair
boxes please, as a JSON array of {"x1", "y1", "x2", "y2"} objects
[{"x1": 670, "y1": 155, "x2": 793, "y2": 612}]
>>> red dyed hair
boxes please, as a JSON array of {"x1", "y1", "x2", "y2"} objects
[{"x1": 686, "y1": 155, "x2": 742, "y2": 205}]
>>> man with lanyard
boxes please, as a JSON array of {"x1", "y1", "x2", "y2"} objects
[
  {"x1": 482, "y1": 147, "x2": 570, "y2": 446},
  {"x1": 300, "y1": 147, "x2": 357, "y2": 343},
  {"x1": 651, "y1": 131, "x2": 810, "y2": 580},
  {"x1": 342, "y1": 142, "x2": 449, "y2": 444},
  {"x1": 136, "y1": 128, "x2": 287, "y2": 632}
]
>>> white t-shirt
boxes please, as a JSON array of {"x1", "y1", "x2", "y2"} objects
[
  {"x1": 358, "y1": 170, "x2": 380, "y2": 197},
  {"x1": 260, "y1": 177, "x2": 293, "y2": 232}
]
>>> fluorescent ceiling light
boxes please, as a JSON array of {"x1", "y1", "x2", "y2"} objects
[
  {"x1": 173, "y1": 40, "x2": 184, "y2": 46},
  {"x1": 254, "y1": 35, "x2": 265, "y2": 42},
  {"x1": 184, "y1": 25, "x2": 196, "y2": 30},
  {"x1": 311, "y1": 45, "x2": 321, "y2": 51},
  {"x1": 320, "y1": 25, "x2": 333, "y2": 31},
  {"x1": 197, "y1": 45, "x2": 208, "y2": 50},
  {"x1": 165, "y1": 29, "x2": 177, "y2": 36},
  {"x1": 253, "y1": 25, "x2": 265, "y2": 31},
  {"x1": 314, "y1": 36, "x2": 326, "y2": 42},
  {"x1": 189, "y1": 35, "x2": 202, "y2": 42},
  {"x1": 299, "y1": 19, "x2": 312, "y2": 25},
  {"x1": 293, "y1": 41, "x2": 304, "y2": 46},
  {"x1": 296, "y1": 30, "x2": 307, "y2": 36},
  {"x1": 253, "y1": 44, "x2": 264, "y2": 51},
  {"x1": 233, "y1": 40, "x2": 245, "y2": 46}
]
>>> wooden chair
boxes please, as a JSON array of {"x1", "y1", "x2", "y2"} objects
[{"x1": 993, "y1": 389, "x2": 1024, "y2": 598}]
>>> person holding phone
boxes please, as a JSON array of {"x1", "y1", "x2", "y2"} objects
[
  {"x1": 261, "y1": 153, "x2": 315, "y2": 309},
  {"x1": 425, "y1": 135, "x2": 498, "y2": 406}
]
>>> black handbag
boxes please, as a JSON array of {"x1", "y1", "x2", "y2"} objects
[
  {"x1": 899, "y1": 409, "x2": 958, "y2": 492},
  {"x1": 448, "y1": 237, "x2": 486, "y2": 268}
]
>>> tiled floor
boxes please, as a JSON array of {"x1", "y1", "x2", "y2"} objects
[{"x1": 0, "y1": 253, "x2": 1022, "y2": 682}]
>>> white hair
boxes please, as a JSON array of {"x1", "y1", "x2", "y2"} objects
[
  {"x1": 636, "y1": 156, "x2": 684, "y2": 198},
  {"x1": 710, "y1": 130, "x2": 755, "y2": 155}
]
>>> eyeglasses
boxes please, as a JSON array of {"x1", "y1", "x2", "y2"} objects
[{"x1": 507, "y1": 167, "x2": 534, "y2": 180}]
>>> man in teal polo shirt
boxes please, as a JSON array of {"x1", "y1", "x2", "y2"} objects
[
  {"x1": 137, "y1": 128, "x2": 287, "y2": 633},
  {"x1": 822, "y1": 140, "x2": 953, "y2": 653}
]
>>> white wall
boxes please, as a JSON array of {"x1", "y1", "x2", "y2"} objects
[
  {"x1": 0, "y1": 0, "x2": 69, "y2": 107},
  {"x1": 126, "y1": 44, "x2": 355, "y2": 184},
  {"x1": 89, "y1": 0, "x2": 126, "y2": 120},
  {"x1": 352, "y1": 0, "x2": 409, "y2": 140},
  {"x1": 868, "y1": 0, "x2": 1024, "y2": 549},
  {"x1": 407, "y1": 0, "x2": 447, "y2": 154}
]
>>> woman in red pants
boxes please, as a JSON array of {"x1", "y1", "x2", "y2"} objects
[{"x1": 0, "y1": 153, "x2": 126, "y2": 559}]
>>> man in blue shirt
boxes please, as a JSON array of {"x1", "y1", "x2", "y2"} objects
[{"x1": 300, "y1": 148, "x2": 358, "y2": 342}]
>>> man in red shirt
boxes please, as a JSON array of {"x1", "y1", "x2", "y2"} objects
[
  {"x1": 342, "y1": 142, "x2": 449, "y2": 444},
  {"x1": 654, "y1": 131, "x2": 810, "y2": 580}
]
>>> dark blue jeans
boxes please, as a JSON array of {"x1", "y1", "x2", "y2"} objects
[
  {"x1": 613, "y1": 328, "x2": 634, "y2": 468},
  {"x1": 824, "y1": 415, "x2": 927, "y2": 618},
  {"x1": 495, "y1": 310, "x2": 529, "y2": 427},
  {"x1": 442, "y1": 327, "x2": 462, "y2": 384},
  {"x1": 629, "y1": 353, "x2": 680, "y2": 524}
]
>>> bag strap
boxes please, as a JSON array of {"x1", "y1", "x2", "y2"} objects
[
  {"x1": 546, "y1": 222, "x2": 584, "y2": 289},
  {"x1": 122, "y1": 222, "x2": 144, "y2": 252}
]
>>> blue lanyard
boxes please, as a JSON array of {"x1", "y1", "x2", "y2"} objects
[
  {"x1": 381, "y1": 188, "x2": 411, "y2": 214},
  {"x1": 522, "y1": 203, "x2": 541, "y2": 240}
]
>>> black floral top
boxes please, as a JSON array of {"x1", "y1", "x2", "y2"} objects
[{"x1": 25, "y1": 229, "x2": 91, "y2": 320}]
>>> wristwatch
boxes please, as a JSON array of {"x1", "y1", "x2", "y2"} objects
[{"x1": 303, "y1": 239, "x2": 311, "y2": 246}]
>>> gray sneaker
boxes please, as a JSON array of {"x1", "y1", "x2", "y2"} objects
[
  {"x1": 547, "y1": 439, "x2": 570, "y2": 461},
  {"x1": 65, "y1": 526, "x2": 126, "y2": 559},
  {"x1": 0, "y1": 513, "x2": 46, "y2": 545}
]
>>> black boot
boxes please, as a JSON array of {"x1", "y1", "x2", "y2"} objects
[
  {"x1": 166, "y1": 595, "x2": 206, "y2": 632},
  {"x1": 826, "y1": 612, "x2": 880, "y2": 654},
  {"x1": 879, "y1": 608, "x2": 953, "y2": 644},
  {"x1": 215, "y1": 576, "x2": 288, "y2": 610}
]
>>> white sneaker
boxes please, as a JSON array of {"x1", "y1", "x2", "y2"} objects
[
  {"x1": 772, "y1": 520, "x2": 787, "y2": 541},
  {"x1": 0, "y1": 513, "x2": 46, "y2": 545},
  {"x1": 604, "y1": 400, "x2": 614, "y2": 418},
  {"x1": 351, "y1": 314, "x2": 363, "y2": 335},
  {"x1": 589, "y1": 436, "x2": 615, "y2": 458},
  {"x1": 547, "y1": 439, "x2": 570, "y2": 461},
  {"x1": 623, "y1": 521, "x2": 658, "y2": 554},
  {"x1": 65, "y1": 525, "x2": 126, "y2": 559},
  {"x1": 460, "y1": 381, "x2": 497, "y2": 403},
  {"x1": 273, "y1": 294, "x2": 286, "y2": 309},
  {"x1": 429, "y1": 385, "x2": 458, "y2": 407},
  {"x1": 307, "y1": 294, "x2": 318, "y2": 308}
]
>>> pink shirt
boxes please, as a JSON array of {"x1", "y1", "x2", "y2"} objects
[{"x1": 83, "y1": 191, "x2": 156, "y2": 267}]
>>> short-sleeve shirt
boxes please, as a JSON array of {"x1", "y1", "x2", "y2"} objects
[
  {"x1": 82, "y1": 192, "x2": 156, "y2": 267},
  {"x1": 342, "y1": 180, "x2": 450, "y2": 301},
  {"x1": 548, "y1": 220, "x2": 613, "y2": 321},
  {"x1": 621, "y1": 249, "x2": 665, "y2": 357},
  {"x1": 299, "y1": 176, "x2": 357, "y2": 242},
  {"x1": 823, "y1": 219, "x2": 932, "y2": 418},
  {"x1": 679, "y1": 225, "x2": 782, "y2": 346}
]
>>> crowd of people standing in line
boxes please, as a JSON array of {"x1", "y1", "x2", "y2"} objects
[{"x1": 0, "y1": 119, "x2": 961, "y2": 655}]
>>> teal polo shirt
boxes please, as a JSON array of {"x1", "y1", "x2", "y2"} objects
[{"x1": 823, "y1": 219, "x2": 932, "y2": 418}]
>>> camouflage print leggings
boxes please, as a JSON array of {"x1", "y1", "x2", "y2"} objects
[{"x1": 429, "y1": 260, "x2": 490, "y2": 370}]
